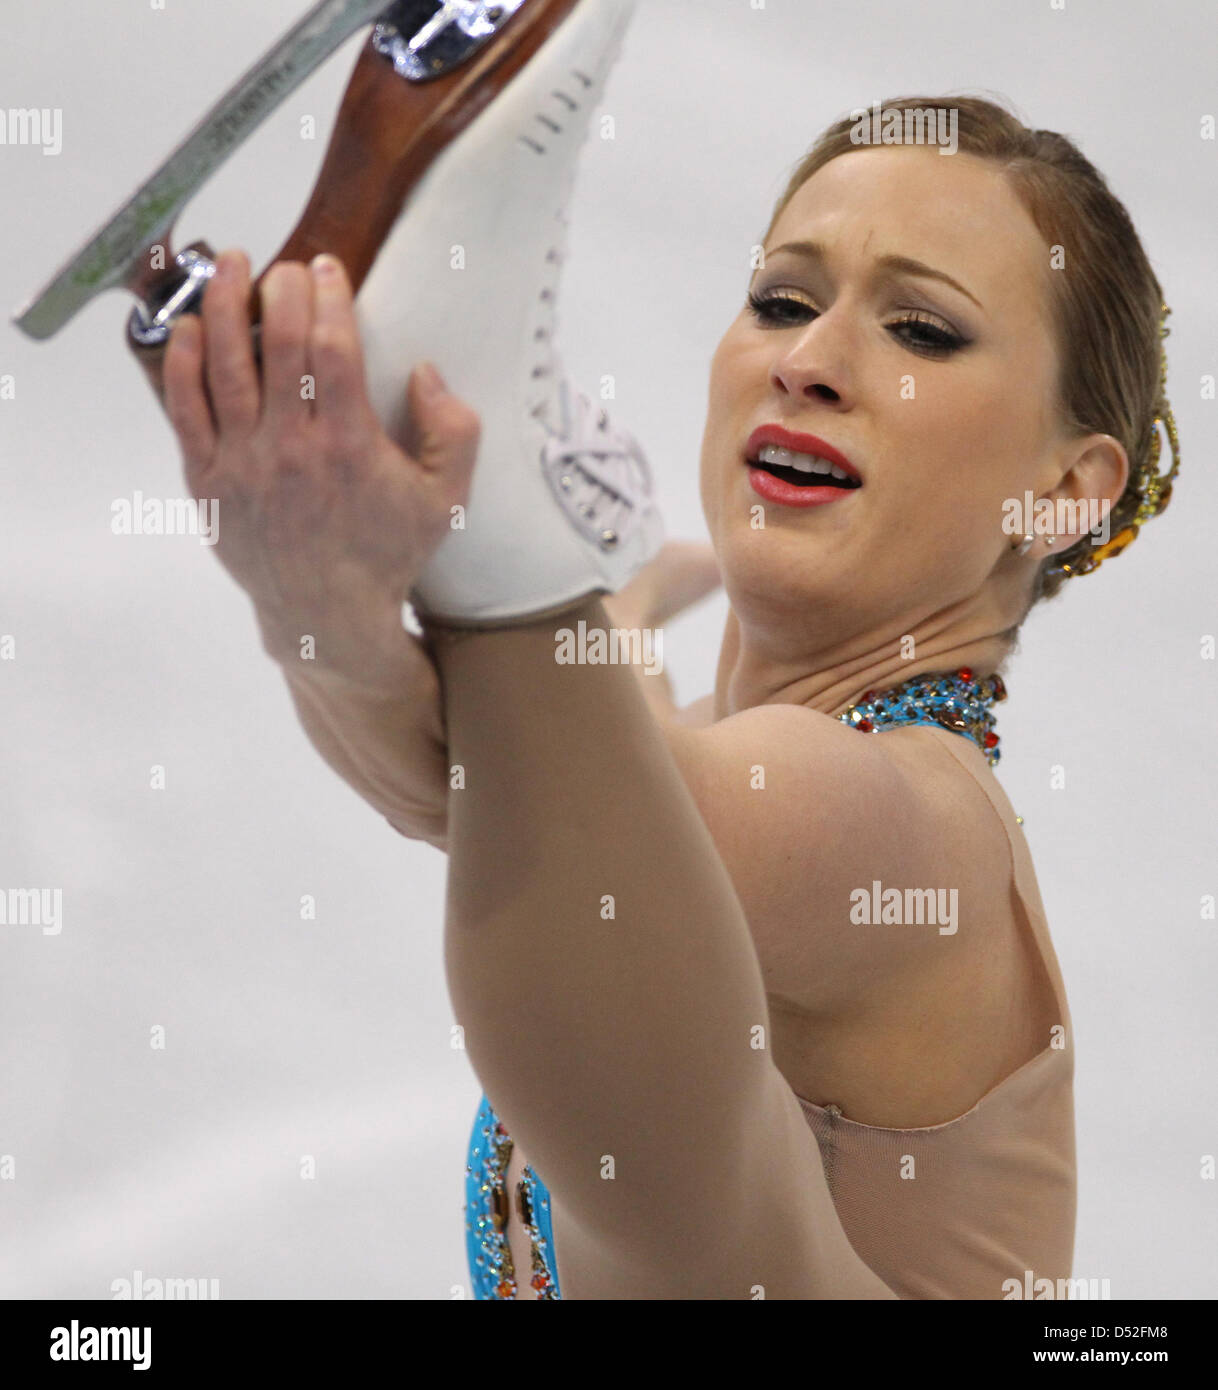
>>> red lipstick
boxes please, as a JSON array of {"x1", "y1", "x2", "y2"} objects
[
  {"x1": 743, "y1": 424, "x2": 862, "y2": 509},
  {"x1": 744, "y1": 425, "x2": 861, "y2": 479}
]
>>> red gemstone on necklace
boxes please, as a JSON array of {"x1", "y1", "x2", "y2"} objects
[
  {"x1": 857, "y1": 718, "x2": 874, "y2": 732},
  {"x1": 957, "y1": 667, "x2": 974, "y2": 681},
  {"x1": 984, "y1": 731, "x2": 999, "y2": 748},
  {"x1": 531, "y1": 1272, "x2": 550, "y2": 1293},
  {"x1": 862, "y1": 690, "x2": 877, "y2": 701}
]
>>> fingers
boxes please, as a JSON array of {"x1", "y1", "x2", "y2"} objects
[
  {"x1": 308, "y1": 254, "x2": 370, "y2": 442},
  {"x1": 201, "y1": 249, "x2": 260, "y2": 436},
  {"x1": 260, "y1": 260, "x2": 315, "y2": 435},
  {"x1": 163, "y1": 315, "x2": 216, "y2": 485}
]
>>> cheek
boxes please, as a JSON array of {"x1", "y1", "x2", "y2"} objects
[
  {"x1": 706, "y1": 331, "x2": 744, "y2": 408},
  {"x1": 956, "y1": 388, "x2": 1041, "y2": 504},
  {"x1": 906, "y1": 372, "x2": 1027, "y2": 492},
  {"x1": 881, "y1": 381, "x2": 1020, "y2": 549},
  {"x1": 701, "y1": 331, "x2": 759, "y2": 525},
  {"x1": 702, "y1": 336, "x2": 747, "y2": 457}
]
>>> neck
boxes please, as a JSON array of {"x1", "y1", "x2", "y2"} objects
[{"x1": 713, "y1": 592, "x2": 1018, "y2": 722}]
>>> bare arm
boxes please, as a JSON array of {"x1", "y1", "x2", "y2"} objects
[
  {"x1": 600, "y1": 539, "x2": 723, "y2": 729},
  {"x1": 280, "y1": 649, "x2": 450, "y2": 852}
]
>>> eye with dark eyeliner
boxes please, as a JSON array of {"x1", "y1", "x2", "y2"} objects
[{"x1": 745, "y1": 288, "x2": 969, "y2": 357}]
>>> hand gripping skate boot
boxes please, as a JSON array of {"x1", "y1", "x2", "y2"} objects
[{"x1": 12, "y1": 0, "x2": 664, "y2": 627}]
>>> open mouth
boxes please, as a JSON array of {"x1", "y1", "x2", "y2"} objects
[{"x1": 747, "y1": 445, "x2": 862, "y2": 489}]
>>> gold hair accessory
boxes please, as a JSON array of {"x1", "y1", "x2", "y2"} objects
[{"x1": 1046, "y1": 302, "x2": 1180, "y2": 580}]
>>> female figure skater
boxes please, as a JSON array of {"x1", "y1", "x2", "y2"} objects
[{"x1": 158, "y1": 24, "x2": 1179, "y2": 1296}]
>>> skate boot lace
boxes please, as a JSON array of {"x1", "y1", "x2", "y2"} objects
[
  {"x1": 539, "y1": 373, "x2": 655, "y2": 554},
  {"x1": 525, "y1": 220, "x2": 654, "y2": 555}
]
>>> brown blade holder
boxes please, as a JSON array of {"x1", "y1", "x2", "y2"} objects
[{"x1": 128, "y1": 0, "x2": 579, "y2": 410}]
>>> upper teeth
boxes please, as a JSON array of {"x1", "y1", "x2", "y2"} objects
[{"x1": 757, "y1": 444, "x2": 853, "y2": 481}]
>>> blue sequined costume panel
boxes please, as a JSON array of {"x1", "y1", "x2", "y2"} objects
[{"x1": 465, "y1": 1095, "x2": 561, "y2": 1300}]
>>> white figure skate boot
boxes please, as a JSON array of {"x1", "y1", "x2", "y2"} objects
[{"x1": 356, "y1": 0, "x2": 665, "y2": 628}]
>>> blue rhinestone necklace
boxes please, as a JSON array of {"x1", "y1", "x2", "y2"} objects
[{"x1": 839, "y1": 666, "x2": 1007, "y2": 766}]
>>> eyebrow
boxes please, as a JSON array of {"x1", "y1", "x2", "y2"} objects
[{"x1": 764, "y1": 239, "x2": 984, "y2": 311}]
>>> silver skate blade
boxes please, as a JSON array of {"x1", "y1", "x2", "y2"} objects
[{"x1": 11, "y1": 0, "x2": 393, "y2": 341}]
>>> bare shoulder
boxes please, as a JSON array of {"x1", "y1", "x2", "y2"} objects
[{"x1": 661, "y1": 703, "x2": 1018, "y2": 1017}]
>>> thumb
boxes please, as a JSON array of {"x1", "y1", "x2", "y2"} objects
[{"x1": 405, "y1": 361, "x2": 481, "y2": 489}]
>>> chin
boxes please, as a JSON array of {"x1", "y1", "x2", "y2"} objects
[{"x1": 719, "y1": 530, "x2": 810, "y2": 608}]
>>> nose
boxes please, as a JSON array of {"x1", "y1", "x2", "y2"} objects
[{"x1": 769, "y1": 308, "x2": 852, "y2": 406}]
